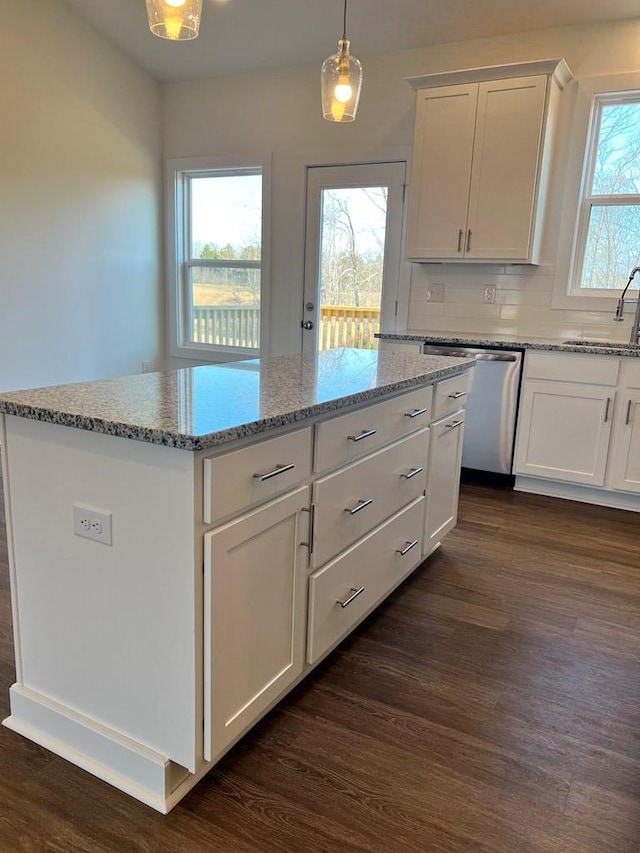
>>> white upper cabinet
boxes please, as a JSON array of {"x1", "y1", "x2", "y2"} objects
[{"x1": 405, "y1": 59, "x2": 572, "y2": 264}]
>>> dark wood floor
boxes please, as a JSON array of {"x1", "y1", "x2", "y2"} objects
[{"x1": 1, "y1": 473, "x2": 639, "y2": 852}]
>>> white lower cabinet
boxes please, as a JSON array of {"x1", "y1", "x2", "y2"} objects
[
  {"x1": 311, "y1": 429, "x2": 429, "y2": 568},
  {"x1": 515, "y1": 381, "x2": 614, "y2": 486},
  {"x1": 202, "y1": 376, "x2": 468, "y2": 782},
  {"x1": 607, "y1": 366, "x2": 640, "y2": 494},
  {"x1": 203, "y1": 486, "x2": 310, "y2": 761},
  {"x1": 514, "y1": 351, "x2": 640, "y2": 506},
  {"x1": 307, "y1": 496, "x2": 426, "y2": 664},
  {"x1": 425, "y1": 409, "x2": 465, "y2": 552}
]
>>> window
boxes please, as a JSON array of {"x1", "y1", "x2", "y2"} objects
[
  {"x1": 570, "y1": 91, "x2": 640, "y2": 295},
  {"x1": 167, "y1": 156, "x2": 270, "y2": 360}
]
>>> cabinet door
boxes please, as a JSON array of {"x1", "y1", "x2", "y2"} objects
[
  {"x1": 203, "y1": 486, "x2": 309, "y2": 761},
  {"x1": 514, "y1": 382, "x2": 614, "y2": 486},
  {"x1": 406, "y1": 83, "x2": 477, "y2": 259},
  {"x1": 425, "y1": 409, "x2": 465, "y2": 553},
  {"x1": 608, "y1": 391, "x2": 640, "y2": 493},
  {"x1": 466, "y1": 76, "x2": 546, "y2": 260}
]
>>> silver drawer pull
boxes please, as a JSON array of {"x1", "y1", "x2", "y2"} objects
[
  {"x1": 396, "y1": 539, "x2": 419, "y2": 557},
  {"x1": 348, "y1": 428, "x2": 377, "y2": 442},
  {"x1": 445, "y1": 420, "x2": 464, "y2": 430},
  {"x1": 405, "y1": 407, "x2": 429, "y2": 418},
  {"x1": 448, "y1": 391, "x2": 467, "y2": 399},
  {"x1": 626, "y1": 399, "x2": 633, "y2": 426},
  {"x1": 401, "y1": 466, "x2": 423, "y2": 480},
  {"x1": 337, "y1": 586, "x2": 365, "y2": 608},
  {"x1": 345, "y1": 498, "x2": 373, "y2": 515},
  {"x1": 253, "y1": 462, "x2": 295, "y2": 482},
  {"x1": 604, "y1": 397, "x2": 611, "y2": 423}
]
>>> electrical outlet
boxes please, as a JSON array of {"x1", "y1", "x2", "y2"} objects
[
  {"x1": 426, "y1": 283, "x2": 445, "y2": 302},
  {"x1": 73, "y1": 504, "x2": 112, "y2": 545},
  {"x1": 483, "y1": 286, "x2": 496, "y2": 304},
  {"x1": 142, "y1": 360, "x2": 153, "y2": 373}
]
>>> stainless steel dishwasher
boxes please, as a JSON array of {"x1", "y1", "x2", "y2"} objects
[{"x1": 423, "y1": 343, "x2": 524, "y2": 477}]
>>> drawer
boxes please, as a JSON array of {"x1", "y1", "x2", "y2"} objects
[
  {"x1": 525, "y1": 351, "x2": 619, "y2": 385},
  {"x1": 307, "y1": 496, "x2": 426, "y2": 664},
  {"x1": 313, "y1": 386, "x2": 432, "y2": 474},
  {"x1": 311, "y1": 428, "x2": 428, "y2": 568},
  {"x1": 432, "y1": 372, "x2": 470, "y2": 421},
  {"x1": 620, "y1": 357, "x2": 640, "y2": 389},
  {"x1": 203, "y1": 427, "x2": 312, "y2": 524}
]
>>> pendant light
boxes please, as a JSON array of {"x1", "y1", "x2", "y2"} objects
[
  {"x1": 321, "y1": 0, "x2": 363, "y2": 122},
  {"x1": 146, "y1": 0, "x2": 203, "y2": 41}
]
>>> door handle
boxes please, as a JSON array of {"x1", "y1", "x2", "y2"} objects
[{"x1": 301, "y1": 320, "x2": 314, "y2": 330}]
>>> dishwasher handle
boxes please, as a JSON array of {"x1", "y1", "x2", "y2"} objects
[{"x1": 422, "y1": 344, "x2": 520, "y2": 362}]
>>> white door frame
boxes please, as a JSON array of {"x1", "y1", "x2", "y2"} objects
[{"x1": 301, "y1": 159, "x2": 410, "y2": 355}]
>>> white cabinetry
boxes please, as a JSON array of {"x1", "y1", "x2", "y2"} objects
[
  {"x1": 1, "y1": 367, "x2": 470, "y2": 813},
  {"x1": 202, "y1": 376, "x2": 467, "y2": 761},
  {"x1": 203, "y1": 486, "x2": 309, "y2": 761},
  {"x1": 425, "y1": 376, "x2": 468, "y2": 552},
  {"x1": 406, "y1": 60, "x2": 572, "y2": 264},
  {"x1": 514, "y1": 351, "x2": 640, "y2": 509},
  {"x1": 608, "y1": 361, "x2": 640, "y2": 494}
]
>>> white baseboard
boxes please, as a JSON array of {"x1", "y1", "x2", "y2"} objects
[
  {"x1": 514, "y1": 476, "x2": 640, "y2": 512},
  {"x1": 3, "y1": 684, "x2": 193, "y2": 813}
]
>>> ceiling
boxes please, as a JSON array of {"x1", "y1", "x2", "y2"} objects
[{"x1": 63, "y1": 0, "x2": 640, "y2": 83}]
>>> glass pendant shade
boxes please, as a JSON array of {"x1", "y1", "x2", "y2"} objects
[
  {"x1": 146, "y1": 0, "x2": 203, "y2": 41},
  {"x1": 321, "y1": 38, "x2": 363, "y2": 123}
]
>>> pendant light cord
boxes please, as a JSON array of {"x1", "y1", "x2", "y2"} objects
[{"x1": 342, "y1": 0, "x2": 348, "y2": 39}]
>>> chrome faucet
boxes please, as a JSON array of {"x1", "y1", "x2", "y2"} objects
[{"x1": 614, "y1": 266, "x2": 640, "y2": 345}]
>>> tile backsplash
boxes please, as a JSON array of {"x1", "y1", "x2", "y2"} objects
[{"x1": 407, "y1": 264, "x2": 632, "y2": 342}]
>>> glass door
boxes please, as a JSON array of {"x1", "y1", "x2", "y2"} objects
[{"x1": 302, "y1": 162, "x2": 407, "y2": 356}]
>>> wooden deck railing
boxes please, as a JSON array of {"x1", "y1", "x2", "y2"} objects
[
  {"x1": 192, "y1": 306, "x2": 260, "y2": 348},
  {"x1": 192, "y1": 305, "x2": 381, "y2": 350},
  {"x1": 317, "y1": 306, "x2": 380, "y2": 351}
]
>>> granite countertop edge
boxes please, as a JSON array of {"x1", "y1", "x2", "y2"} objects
[
  {"x1": 376, "y1": 332, "x2": 640, "y2": 357},
  {"x1": 0, "y1": 359, "x2": 472, "y2": 452}
]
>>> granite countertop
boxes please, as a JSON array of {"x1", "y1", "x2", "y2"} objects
[
  {"x1": 377, "y1": 331, "x2": 640, "y2": 357},
  {"x1": 0, "y1": 349, "x2": 474, "y2": 451}
]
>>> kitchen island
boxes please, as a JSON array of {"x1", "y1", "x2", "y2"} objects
[{"x1": 0, "y1": 349, "x2": 473, "y2": 812}]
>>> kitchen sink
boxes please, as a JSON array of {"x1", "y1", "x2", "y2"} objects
[{"x1": 563, "y1": 339, "x2": 640, "y2": 350}]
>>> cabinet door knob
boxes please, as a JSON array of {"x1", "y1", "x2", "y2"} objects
[
  {"x1": 604, "y1": 397, "x2": 611, "y2": 423},
  {"x1": 625, "y1": 399, "x2": 633, "y2": 426},
  {"x1": 457, "y1": 229, "x2": 464, "y2": 253},
  {"x1": 466, "y1": 229, "x2": 472, "y2": 252}
]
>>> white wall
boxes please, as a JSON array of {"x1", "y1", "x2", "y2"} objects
[
  {"x1": 0, "y1": 0, "x2": 163, "y2": 392},
  {"x1": 163, "y1": 18, "x2": 640, "y2": 354}
]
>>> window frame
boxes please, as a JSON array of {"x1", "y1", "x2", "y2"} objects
[
  {"x1": 552, "y1": 72, "x2": 640, "y2": 310},
  {"x1": 166, "y1": 154, "x2": 271, "y2": 363},
  {"x1": 570, "y1": 90, "x2": 640, "y2": 296}
]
